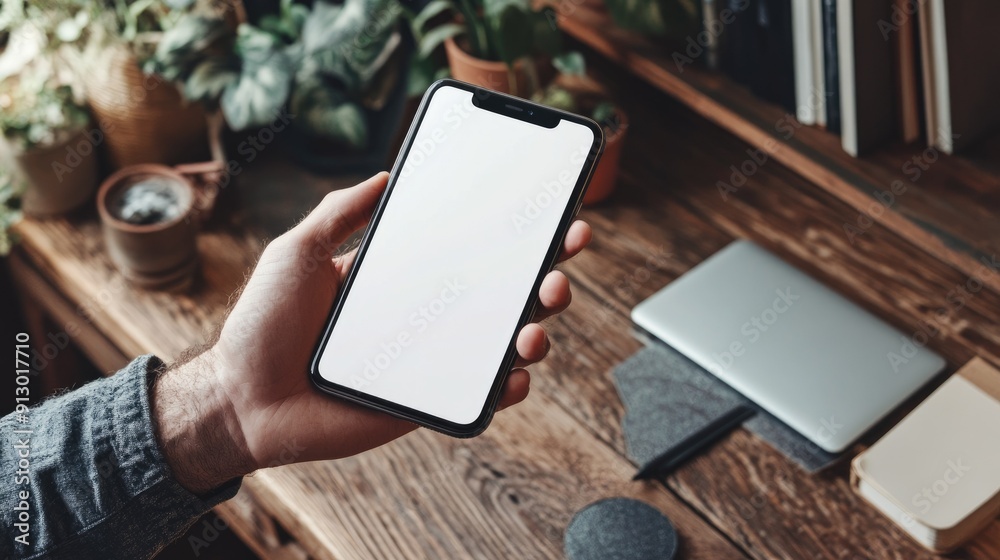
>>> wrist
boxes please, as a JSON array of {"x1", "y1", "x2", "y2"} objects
[{"x1": 150, "y1": 348, "x2": 255, "y2": 495}]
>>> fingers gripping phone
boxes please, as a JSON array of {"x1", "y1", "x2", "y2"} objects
[{"x1": 310, "y1": 80, "x2": 604, "y2": 437}]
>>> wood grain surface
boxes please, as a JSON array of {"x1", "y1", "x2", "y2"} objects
[{"x1": 12, "y1": 46, "x2": 1000, "y2": 560}]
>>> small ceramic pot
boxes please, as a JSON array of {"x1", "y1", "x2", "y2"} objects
[
  {"x1": 97, "y1": 163, "x2": 217, "y2": 292},
  {"x1": 10, "y1": 126, "x2": 100, "y2": 217},
  {"x1": 584, "y1": 108, "x2": 628, "y2": 205},
  {"x1": 445, "y1": 36, "x2": 528, "y2": 96}
]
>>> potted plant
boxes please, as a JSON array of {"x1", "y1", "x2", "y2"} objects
[
  {"x1": 0, "y1": 29, "x2": 99, "y2": 217},
  {"x1": 408, "y1": 0, "x2": 570, "y2": 97},
  {"x1": 0, "y1": 174, "x2": 22, "y2": 255},
  {"x1": 534, "y1": 58, "x2": 628, "y2": 205},
  {"x1": 96, "y1": 162, "x2": 219, "y2": 291},
  {"x1": 147, "y1": 0, "x2": 410, "y2": 174},
  {"x1": 0, "y1": 0, "x2": 216, "y2": 170},
  {"x1": 602, "y1": 0, "x2": 700, "y2": 39},
  {"x1": 89, "y1": 0, "x2": 217, "y2": 169}
]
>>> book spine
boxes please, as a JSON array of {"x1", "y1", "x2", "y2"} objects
[
  {"x1": 822, "y1": 0, "x2": 841, "y2": 134},
  {"x1": 811, "y1": 0, "x2": 827, "y2": 126},
  {"x1": 792, "y1": 0, "x2": 816, "y2": 124},
  {"x1": 703, "y1": 0, "x2": 720, "y2": 70},
  {"x1": 721, "y1": 0, "x2": 756, "y2": 86}
]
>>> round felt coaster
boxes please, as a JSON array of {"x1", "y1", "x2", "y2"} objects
[{"x1": 564, "y1": 498, "x2": 678, "y2": 560}]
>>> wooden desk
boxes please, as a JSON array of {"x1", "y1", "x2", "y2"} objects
[{"x1": 11, "y1": 66, "x2": 1000, "y2": 559}]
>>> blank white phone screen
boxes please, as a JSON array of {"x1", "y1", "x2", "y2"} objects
[{"x1": 316, "y1": 85, "x2": 596, "y2": 425}]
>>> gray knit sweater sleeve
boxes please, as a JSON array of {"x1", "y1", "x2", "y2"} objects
[{"x1": 1, "y1": 355, "x2": 242, "y2": 559}]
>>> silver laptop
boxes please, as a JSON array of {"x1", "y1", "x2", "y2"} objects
[{"x1": 631, "y1": 240, "x2": 945, "y2": 453}]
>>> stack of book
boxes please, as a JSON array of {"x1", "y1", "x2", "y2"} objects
[
  {"x1": 851, "y1": 358, "x2": 1000, "y2": 552},
  {"x1": 701, "y1": 0, "x2": 1000, "y2": 157}
]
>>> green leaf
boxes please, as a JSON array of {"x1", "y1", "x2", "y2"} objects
[
  {"x1": 291, "y1": 81, "x2": 369, "y2": 149},
  {"x1": 483, "y1": 0, "x2": 531, "y2": 18},
  {"x1": 530, "y1": 8, "x2": 562, "y2": 56},
  {"x1": 258, "y1": 14, "x2": 292, "y2": 40},
  {"x1": 289, "y1": 3, "x2": 310, "y2": 33},
  {"x1": 236, "y1": 23, "x2": 282, "y2": 54},
  {"x1": 553, "y1": 51, "x2": 585, "y2": 75},
  {"x1": 592, "y1": 101, "x2": 617, "y2": 125},
  {"x1": 408, "y1": 52, "x2": 451, "y2": 97},
  {"x1": 299, "y1": 0, "x2": 401, "y2": 93},
  {"x1": 604, "y1": 0, "x2": 699, "y2": 37},
  {"x1": 221, "y1": 68, "x2": 291, "y2": 130},
  {"x1": 184, "y1": 57, "x2": 239, "y2": 103},
  {"x1": 454, "y1": 0, "x2": 489, "y2": 57},
  {"x1": 489, "y1": 4, "x2": 532, "y2": 65},
  {"x1": 221, "y1": 26, "x2": 293, "y2": 130},
  {"x1": 125, "y1": 0, "x2": 158, "y2": 39},
  {"x1": 148, "y1": 15, "x2": 228, "y2": 81},
  {"x1": 413, "y1": 0, "x2": 453, "y2": 34},
  {"x1": 56, "y1": 13, "x2": 88, "y2": 43},
  {"x1": 417, "y1": 22, "x2": 464, "y2": 59},
  {"x1": 535, "y1": 85, "x2": 576, "y2": 112}
]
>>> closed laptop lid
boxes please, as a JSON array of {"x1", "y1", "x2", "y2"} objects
[{"x1": 631, "y1": 240, "x2": 945, "y2": 453}]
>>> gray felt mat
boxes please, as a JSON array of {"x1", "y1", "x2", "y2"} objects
[
  {"x1": 613, "y1": 344, "x2": 842, "y2": 473},
  {"x1": 564, "y1": 498, "x2": 678, "y2": 560}
]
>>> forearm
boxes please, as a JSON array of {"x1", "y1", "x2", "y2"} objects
[
  {"x1": 151, "y1": 348, "x2": 254, "y2": 494},
  {"x1": 0, "y1": 355, "x2": 242, "y2": 560}
]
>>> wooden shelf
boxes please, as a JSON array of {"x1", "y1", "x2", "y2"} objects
[{"x1": 557, "y1": 5, "x2": 1000, "y2": 293}]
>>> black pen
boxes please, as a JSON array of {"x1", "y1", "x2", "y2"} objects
[{"x1": 633, "y1": 404, "x2": 756, "y2": 481}]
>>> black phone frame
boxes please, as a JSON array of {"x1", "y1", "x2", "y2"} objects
[{"x1": 309, "y1": 79, "x2": 605, "y2": 437}]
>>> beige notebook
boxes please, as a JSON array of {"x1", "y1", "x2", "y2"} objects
[{"x1": 852, "y1": 358, "x2": 1000, "y2": 552}]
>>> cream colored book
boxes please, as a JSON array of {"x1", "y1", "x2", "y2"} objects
[{"x1": 852, "y1": 358, "x2": 1000, "y2": 552}]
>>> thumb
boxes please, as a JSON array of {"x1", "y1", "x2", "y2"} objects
[{"x1": 290, "y1": 172, "x2": 389, "y2": 253}]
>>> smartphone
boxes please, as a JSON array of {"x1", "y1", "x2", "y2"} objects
[{"x1": 310, "y1": 79, "x2": 604, "y2": 437}]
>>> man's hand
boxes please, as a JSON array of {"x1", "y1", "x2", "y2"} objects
[{"x1": 152, "y1": 173, "x2": 592, "y2": 494}]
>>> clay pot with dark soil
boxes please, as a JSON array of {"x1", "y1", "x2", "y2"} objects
[
  {"x1": 444, "y1": 36, "x2": 530, "y2": 96},
  {"x1": 584, "y1": 108, "x2": 628, "y2": 205},
  {"x1": 8, "y1": 125, "x2": 100, "y2": 217},
  {"x1": 97, "y1": 163, "x2": 219, "y2": 292}
]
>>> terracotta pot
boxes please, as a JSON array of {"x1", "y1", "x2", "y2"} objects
[
  {"x1": 583, "y1": 108, "x2": 628, "y2": 205},
  {"x1": 85, "y1": 45, "x2": 209, "y2": 170},
  {"x1": 97, "y1": 164, "x2": 217, "y2": 292},
  {"x1": 444, "y1": 36, "x2": 528, "y2": 96},
  {"x1": 8, "y1": 126, "x2": 100, "y2": 217}
]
